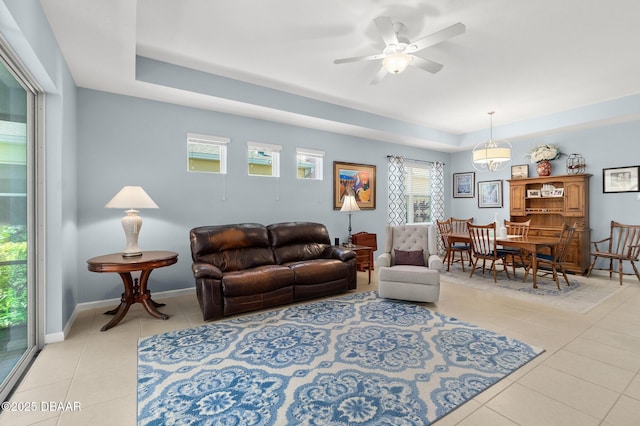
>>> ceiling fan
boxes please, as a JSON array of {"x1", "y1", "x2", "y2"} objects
[{"x1": 334, "y1": 17, "x2": 465, "y2": 84}]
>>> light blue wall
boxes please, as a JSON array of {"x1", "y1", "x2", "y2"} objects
[
  {"x1": 1, "y1": 0, "x2": 78, "y2": 335},
  {"x1": 76, "y1": 89, "x2": 450, "y2": 303}
]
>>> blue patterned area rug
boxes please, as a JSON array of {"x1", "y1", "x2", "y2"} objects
[
  {"x1": 137, "y1": 292, "x2": 543, "y2": 425},
  {"x1": 442, "y1": 263, "x2": 627, "y2": 314}
]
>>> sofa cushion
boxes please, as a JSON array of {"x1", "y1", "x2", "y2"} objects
[
  {"x1": 190, "y1": 224, "x2": 275, "y2": 271},
  {"x1": 268, "y1": 222, "x2": 331, "y2": 264},
  {"x1": 222, "y1": 265, "x2": 294, "y2": 296},
  {"x1": 394, "y1": 249, "x2": 425, "y2": 266},
  {"x1": 285, "y1": 259, "x2": 351, "y2": 285}
]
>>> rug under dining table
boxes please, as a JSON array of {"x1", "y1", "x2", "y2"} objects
[{"x1": 441, "y1": 263, "x2": 626, "y2": 313}]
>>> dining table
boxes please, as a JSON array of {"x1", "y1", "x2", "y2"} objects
[{"x1": 446, "y1": 232, "x2": 560, "y2": 288}]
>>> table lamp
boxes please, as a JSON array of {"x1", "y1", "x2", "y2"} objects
[
  {"x1": 105, "y1": 186, "x2": 159, "y2": 257},
  {"x1": 340, "y1": 190, "x2": 360, "y2": 247}
]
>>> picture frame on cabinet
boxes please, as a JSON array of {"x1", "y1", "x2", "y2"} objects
[
  {"x1": 453, "y1": 172, "x2": 475, "y2": 198},
  {"x1": 603, "y1": 166, "x2": 640, "y2": 193},
  {"x1": 478, "y1": 180, "x2": 503, "y2": 208},
  {"x1": 511, "y1": 164, "x2": 528, "y2": 179},
  {"x1": 527, "y1": 189, "x2": 541, "y2": 198}
]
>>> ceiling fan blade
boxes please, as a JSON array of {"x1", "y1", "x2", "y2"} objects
[
  {"x1": 370, "y1": 66, "x2": 388, "y2": 85},
  {"x1": 373, "y1": 16, "x2": 399, "y2": 46},
  {"x1": 407, "y1": 22, "x2": 466, "y2": 53},
  {"x1": 411, "y1": 56, "x2": 444, "y2": 73},
  {"x1": 334, "y1": 53, "x2": 386, "y2": 64}
]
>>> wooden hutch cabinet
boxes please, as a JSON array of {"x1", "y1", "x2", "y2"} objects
[{"x1": 507, "y1": 173, "x2": 591, "y2": 274}]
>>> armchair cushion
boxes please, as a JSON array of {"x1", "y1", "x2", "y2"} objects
[{"x1": 394, "y1": 249, "x2": 425, "y2": 266}]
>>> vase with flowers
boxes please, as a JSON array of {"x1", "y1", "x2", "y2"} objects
[{"x1": 529, "y1": 144, "x2": 562, "y2": 176}]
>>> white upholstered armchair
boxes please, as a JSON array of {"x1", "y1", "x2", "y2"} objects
[{"x1": 377, "y1": 224, "x2": 442, "y2": 302}]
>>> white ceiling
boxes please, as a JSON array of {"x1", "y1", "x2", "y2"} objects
[{"x1": 40, "y1": 0, "x2": 640, "y2": 151}]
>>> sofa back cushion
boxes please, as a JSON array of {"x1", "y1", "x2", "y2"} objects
[
  {"x1": 190, "y1": 223, "x2": 275, "y2": 272},
  {"x1": 268, "y1": 222, "x2": 331, "y2": 264}
]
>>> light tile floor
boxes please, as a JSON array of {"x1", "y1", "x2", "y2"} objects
[{"x1": 1, "y1": 270, "x2": 639, "y2": 425}]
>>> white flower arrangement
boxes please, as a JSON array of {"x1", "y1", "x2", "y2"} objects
[{"x1": 529, "y1": 144, "x2": 562, "y2": 163}]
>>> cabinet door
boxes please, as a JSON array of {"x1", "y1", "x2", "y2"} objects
[
  {"x1": 510, "y1": 183, "x2": 526, "y2": 216},
  {"x1": 564, "y1": 181, "x2": 585, "y2": 216}
]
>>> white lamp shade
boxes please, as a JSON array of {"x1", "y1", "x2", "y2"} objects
[
  {"x1": 105, "y1": 186, "x2": 159, "y2": 209},
  {"x1": 472, "y1": 146, "x2": 512, "y2": 164},
  {"x1": 340, "y1": 195, "x2": 361, "y2": 212},
  {"x1": 383, "y1": 52, "x2": 412, "y2": 74}
]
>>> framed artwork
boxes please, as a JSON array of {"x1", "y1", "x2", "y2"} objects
[
  {"x1": 511, "y1": 164, "x2": 528, "y2": 179},
  {"x1": 478, "y1": 180, "x2": 503, "y2": 208},
  {"x1": 333, "y1": 161, "x2": 376, "y2": 209},
  {"x1": 603, "y1": 166, "x2": 640, "y2": 193},
  {"x1": 527, "y1": 189, "x2": 541, "y2": 198},
  {"x1": 552, "y1": 188, "x2": 564, "y2": 197},
  {"x1": 453, "y1": 172, "x2": 475, "y2": 198}
]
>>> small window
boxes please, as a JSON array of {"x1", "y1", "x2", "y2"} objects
[
  {"x1": 248, "y1": 141, "x2": 281, "y2": 177},
  {"x1": 187, "y1": 133, "x2": 229, "y2": 174},
  {"x1": 296, "y1": 147, "x2": 324, "y2": 180}
]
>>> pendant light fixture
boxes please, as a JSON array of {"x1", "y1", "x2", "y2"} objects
[{"x1": 472, "y1": 111, "x2": 512, "y2": 172}]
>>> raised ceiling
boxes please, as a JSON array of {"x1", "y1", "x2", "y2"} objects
[{"x1": 41, "y1": 0, "x2": 640, "y2": 151}]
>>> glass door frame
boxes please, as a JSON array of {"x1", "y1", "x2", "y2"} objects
[{"x1": 0, "y1": 36, "x2": 45, "y2": 402}]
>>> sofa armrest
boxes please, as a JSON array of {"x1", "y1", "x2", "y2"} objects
[
  {"x1": 428, "y1": 254, "x2": 443, "y2": 270},
  {"x1": 323, "y1": 246, "x2": 356, "y2": 262},
  {"x1": 192, "y1": 262, "x2": 223, "y2": 280},
  {"x1": 378, "y1": 253, "x2": 391, "y2": 268}
]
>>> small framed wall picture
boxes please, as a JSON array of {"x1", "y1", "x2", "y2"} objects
[
  {"x1": 453, "y1": 172, "x2": 475, "y2": 198},
  {"x1": 603, "y1": 165, "x2": 640, "y2": 193},
  {"x1": 511, "y1": 164, "x2": 528, "y2": 179},
  {"x1": 478, "y1": 180, "x2": 503, "y2": 208}
]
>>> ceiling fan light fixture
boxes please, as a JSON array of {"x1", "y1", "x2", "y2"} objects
[
  {"x1": 472, "y1": 112, "x2": 512, "y2": 172},
  {"x1": 383, "y1": 52, "x2": 412, "y2": 74}
]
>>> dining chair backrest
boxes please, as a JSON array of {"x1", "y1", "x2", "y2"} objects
[
  {"x1": 436, "y1": 219, "x2": 453, "y2": 248},
  {"x1": 467, "y1": 222, "x2": 497, "y2": 257},
  {"x1": 607, "y1": 221, "x2": 640, "y2": 261},
  {"x1": 554, "y1": 223, "x2": 576, "y2": 263},
  {"x1": 504, "y1": 219, "x2": 531, "y2": 237},
  {"x1": 451, "y1": 217, "x2": 473, "y2": 234}
]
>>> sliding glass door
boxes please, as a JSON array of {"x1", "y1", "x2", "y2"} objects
[{"x1": 0, "y1": 49, "x2": 39, "y2": 400}]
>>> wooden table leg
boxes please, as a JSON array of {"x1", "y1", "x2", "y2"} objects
[
  {"x1": 101, "y1": 272, "x2": 135, "y2": 331},
  {"x1": 137, "y1": 269, "x2": 169, "y2": 320}
]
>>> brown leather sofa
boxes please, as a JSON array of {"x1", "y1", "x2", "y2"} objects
[{"x1": 189, "y1": 222, "x2": 357, "y2": 321}]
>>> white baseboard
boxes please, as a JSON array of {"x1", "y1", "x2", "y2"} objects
[{"x1": 44, "y1": 287, "x2": 196, "y2": 343}]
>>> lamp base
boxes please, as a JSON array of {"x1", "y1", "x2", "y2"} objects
[
  {"x1": 122, "y1": 251, "x2": 143, "y2": 258},
  {"x1": 121, "y1": 209, "x2": 143, "y2": 257}
]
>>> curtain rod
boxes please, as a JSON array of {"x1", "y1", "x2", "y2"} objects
[{"x1": 386, "y1": 155, "x2": 445, "y2": 166}]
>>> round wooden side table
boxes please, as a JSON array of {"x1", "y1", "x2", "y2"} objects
[{"x1": 87, "y1": 250, "x2": 178, "y2": 331}]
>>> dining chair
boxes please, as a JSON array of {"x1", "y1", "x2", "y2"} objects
[
  {"x1": 502, "y1": 219, "x2": 531, "y2": 276},
  {"x1": 586, "y1": 221, "x2": 640, "y2": 285},
  {"x1": 522, "y1": 223, "x2": 576, "y2": 289},
  {"x1": 436, "y1": 219, "x2": 472, "y2": 271},
  {"x1": 467, "y1": 222, "x2": 511, "y2": 282}
]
